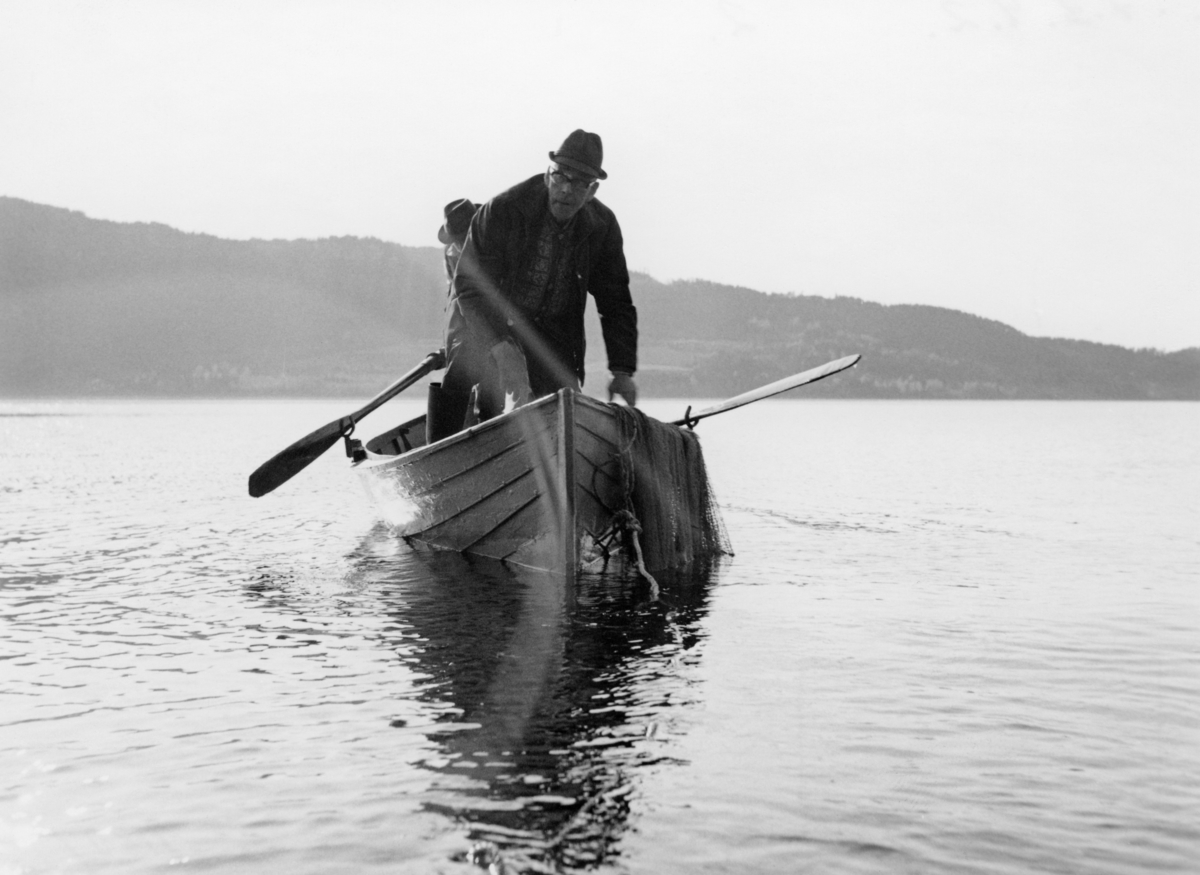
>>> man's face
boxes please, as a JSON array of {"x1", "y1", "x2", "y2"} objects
[{"x1": 545, "y1": 163, "x2": 598, "y2": 222}]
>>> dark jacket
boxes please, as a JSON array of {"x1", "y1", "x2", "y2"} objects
[{"x1": 447, "y1": 174, "x2": 637, "y2": 384}]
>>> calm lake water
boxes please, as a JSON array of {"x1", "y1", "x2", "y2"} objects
[{"x1": 1, "y1": 397, "x2": 1197, "y2": 874}]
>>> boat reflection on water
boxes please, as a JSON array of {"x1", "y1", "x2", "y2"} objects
[{"x1": 349, "y1": 526, "x2": 722, "y2": 871}]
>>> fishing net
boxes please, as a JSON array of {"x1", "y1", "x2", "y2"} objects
[{"x1": 611, "y1": 406, "x2": 732, "y2": 572}]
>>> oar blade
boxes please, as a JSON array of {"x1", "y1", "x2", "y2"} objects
[
  {"x1": 672, "y1": 353, "x2": 861, "y2": 426},
  {"x1": 247, "y1": 351, "x2": 446, "y2": 499},
  {"x1": 248, "y1": 417, "x2": 349, "y2": 498}
]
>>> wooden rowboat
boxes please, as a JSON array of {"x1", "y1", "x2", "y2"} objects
[
  {"x1": 353, "y1": 389, "x2": 728, "y2": 575},
  {"x1": 248, "y1": 352, "x2": 860, "y2": 576}
]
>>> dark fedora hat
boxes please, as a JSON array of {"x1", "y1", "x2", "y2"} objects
[
  {"x1": 438, "y1": 198, "x2": 476, "y2": 244},
  {"x1": 549, "y1": 129, "x2": 607, "y2": 180}
]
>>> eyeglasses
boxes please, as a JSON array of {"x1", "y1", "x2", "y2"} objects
[{"x1": 549, "y1": 167, "x2": 598, "y2": 190}]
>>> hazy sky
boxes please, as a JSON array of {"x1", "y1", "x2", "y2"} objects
[{"x1": 2, "y1": 0, "x2": 1197, "y2": 351}]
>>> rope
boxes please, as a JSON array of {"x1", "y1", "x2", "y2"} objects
[
  {"x1": 628, "y1": 525, "x2": 660, "y2": 600},
  {"x1": 610, "y1": 409, "x2": 659, "y2": 595}
]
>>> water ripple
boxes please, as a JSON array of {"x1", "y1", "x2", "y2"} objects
[{"x1": 3, "y1": 399, "x2": 1198, "y2": 873}]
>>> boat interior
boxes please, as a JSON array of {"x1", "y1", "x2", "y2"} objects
[{"x1": 364, "y1": 414, "x2": 429, "y2": 457}]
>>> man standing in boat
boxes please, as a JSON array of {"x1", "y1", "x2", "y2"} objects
[{"x1": 432, "y1": 129, "x2": 638, "y2": 440}]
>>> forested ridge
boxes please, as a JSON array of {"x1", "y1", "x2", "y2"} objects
[{"x1": 2, "y1": 196, "x2": 1196, "y2": 399}]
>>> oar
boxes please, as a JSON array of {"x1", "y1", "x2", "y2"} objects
[
  {"x1": 671, "y1": 353, "x2": 861, "y2": 428},
  {"x1": 248, "y1": 350, "x2": 446, "y2": 498}
]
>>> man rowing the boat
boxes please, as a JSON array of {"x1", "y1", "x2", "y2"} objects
[{"x1": 431, "y1": 129, "x2": 639, "y2": 441}]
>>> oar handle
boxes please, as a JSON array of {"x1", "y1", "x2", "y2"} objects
[{"x1": 348, "y1": 349, "x2": 446, "y2": 426}]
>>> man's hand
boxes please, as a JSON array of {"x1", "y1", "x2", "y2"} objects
[
  {"x1": 607, "y1": 371, "x2": 638, "y2": 406},
  {"x1": 490, "y1": 339, "x2": 532, "y2": 412}
]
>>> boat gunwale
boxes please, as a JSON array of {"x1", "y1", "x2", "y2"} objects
[{"x1": 356, "y1": 390, "x2": 624, "y2": 471}]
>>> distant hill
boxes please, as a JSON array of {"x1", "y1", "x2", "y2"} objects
[{"x1": 2, "y1": 196, "x2": 1197, "y2": 399}]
